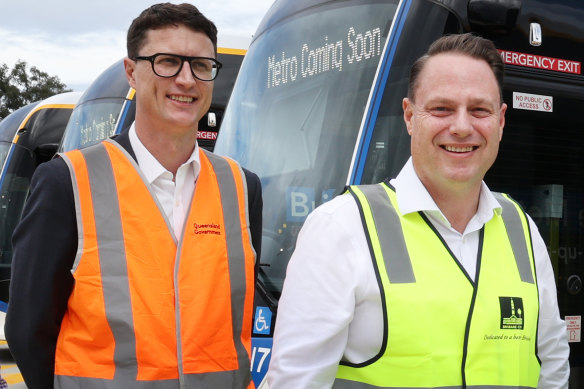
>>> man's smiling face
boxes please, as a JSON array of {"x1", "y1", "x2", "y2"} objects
[
  {"x1": 403, "y1": 52, "x2": 507, "y2": 194},
  {"x1": 125, "y1": 24, "x2": 215, "y2": 138}
]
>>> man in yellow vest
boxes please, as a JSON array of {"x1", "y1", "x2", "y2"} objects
[
  {"x1": 6, "y1": 3, "x2": 261, "y2": 388},
  {"x1": 268, "y1": 34, "x2": 569, "y2": 388}
]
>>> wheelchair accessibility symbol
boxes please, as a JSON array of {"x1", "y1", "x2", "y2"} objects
[{"x1": 254, "y1": 306, "x2": 272, "y2": 335}]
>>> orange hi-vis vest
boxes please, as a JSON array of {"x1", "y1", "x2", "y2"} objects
[{"x1": 54, "y1": 140, "x2": 256, "y2": 388}]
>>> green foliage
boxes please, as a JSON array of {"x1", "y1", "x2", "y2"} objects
[{"x1": 0, "y1": 60, "x2": 71, "y2": 120}]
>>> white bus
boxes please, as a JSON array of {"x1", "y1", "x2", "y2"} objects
[
  {"x1": 214, "y1": 0, "x2": 584, "y2": 386},
  {"x1": 0, "y1": 92, "x2": 81, "y2": 331}
]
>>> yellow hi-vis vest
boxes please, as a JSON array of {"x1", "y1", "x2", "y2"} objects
[
  {"x1": 334, "y1": 182, "x2": 540, "y2": 389},
  {"x1": 54, "y1": 140, "x2": 256, "y2": 388}
]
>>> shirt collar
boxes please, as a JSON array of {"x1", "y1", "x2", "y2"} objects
[
  {"x1": 128, "y1": 122, "x2": 200, "y2": 184},
  {"x1": 391, "y1": 157, "x2": 502, "y2": 230}
]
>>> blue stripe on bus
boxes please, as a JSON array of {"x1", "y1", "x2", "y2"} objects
[
  {"x1": 115, "y1": 98, "x2": 134, "y2": 135},
  {"x1": 0, "y1": 144, "x2": 17, "y2": 190},
  {"x1": 350, "y1": 0, "x2": 413, "y2": 185}
]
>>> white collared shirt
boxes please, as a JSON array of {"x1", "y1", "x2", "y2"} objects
[
  {"x1": 394, "y1": 158, "x2": 503, "y2": 282},
  {"x1": 129, "y1": 123, "x2": 200, "y2": 238},
  {"x1": 268, "y1": 157, "x2": 570, "y2": 389}
]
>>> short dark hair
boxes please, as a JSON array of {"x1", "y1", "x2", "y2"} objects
[
  {"x1": 127, "y1": 3, "x2": 218, "y2": 59},
  {"x1": 407, "y1": 33, "x2": 504, "y2": 103}
]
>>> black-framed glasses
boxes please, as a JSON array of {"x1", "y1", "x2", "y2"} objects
[{"x1": 133, "y1": 53, "x2": 222, "y2": 81}]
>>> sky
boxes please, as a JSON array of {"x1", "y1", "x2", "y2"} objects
[{"x1": 0, "y1": 0, "x2": 274, "y2": 91}]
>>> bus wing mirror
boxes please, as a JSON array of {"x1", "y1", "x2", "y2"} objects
[
  {"x1": 468, "y1": 0, "x2": 521, "y2": 33},
  {"x1": 35, "y1": 143, "x2": 60, "y2": 164}
]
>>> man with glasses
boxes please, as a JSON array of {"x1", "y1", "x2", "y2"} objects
[{"x1": 5, "y1": 4, "x2": 262, "y2": 388}]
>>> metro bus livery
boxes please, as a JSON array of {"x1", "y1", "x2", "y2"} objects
[
  {"x1": 0, "y1": 92, "x2": 81, "y2": 323},
  {"x1": 214, "y1": 0, "x2": 584, "y2": 386}
]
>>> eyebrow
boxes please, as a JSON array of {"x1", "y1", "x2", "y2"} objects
[{"x1": 425, "y1": 97, "x2": 496, "y2": 107}]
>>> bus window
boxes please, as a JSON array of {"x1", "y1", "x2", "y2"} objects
[
  {"x1": 60, "y1": 97, "x2": 129, "y2": 151},
  {"x1": 0, "y1": 104, "x2": 36, "y2": 174},
  {"x1": 0, "y1": 144, "x2": 9, "y2": 176},
  {"x1": 215, "y1": 0, "x2": 429, "y2": 298},
  {"x1": 59, "y1": 60, "x2": 136, "y2": 153},
  {"x1": 356, "y1": 2, "x2": 462, "y2": 184},
  {"x1": 0, "y1": 92, "x2": 80, "y2": 309}
]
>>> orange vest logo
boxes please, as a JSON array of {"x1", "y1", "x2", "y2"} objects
[{"x1": 193, "y1": 222, "x2": 221, "y2": 235}]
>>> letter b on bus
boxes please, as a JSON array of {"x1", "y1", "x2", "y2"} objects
[{"x1": 287, "y1": 187, "x2": 315, "y2": 222}]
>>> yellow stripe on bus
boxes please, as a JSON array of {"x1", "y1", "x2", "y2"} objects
[
  {"x1": 126, "y1": 88, "x2": 136, "y2": 100},
  {"x1": 13, "y1": 103, "x2": 76, "y2": 144},
  {"x1": 20, "y1": 104, "x2": 76, "y2": 130},
  {"x1": 218, "y1": 47, "x2": 247, "y2": 56}
]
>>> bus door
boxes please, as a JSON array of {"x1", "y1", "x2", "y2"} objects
[
  {"x1": 0, "y1": 92, "x2": 81, "y2": 318},
  {"x1": 0, "y1": 103, "x2": 37, "y2": 291},
  {"x1": 488, "y1": 64, "x2": 584, "y2": 373},
  {"x1": 483, "y1": 3, "x2": 584, "y2": 374}
]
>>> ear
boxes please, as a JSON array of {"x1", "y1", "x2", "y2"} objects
[
  {"x1": 124, "y1": 57, "x2": 137, "y2": 89},
  {"x1": 498, "y1": 102, "x2": 507, "y2": 141},
  {"x1": 403, "y1": 98, "x2": 414, "y2": 135}
]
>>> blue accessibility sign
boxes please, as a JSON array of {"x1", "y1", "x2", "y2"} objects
[{"x1": 253, "y1": 306, "x2": 272, "y2": 335}]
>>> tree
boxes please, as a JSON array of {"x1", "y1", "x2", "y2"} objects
[{"x1": 0, "y1": 60, "x2": 71, "y2": 120}]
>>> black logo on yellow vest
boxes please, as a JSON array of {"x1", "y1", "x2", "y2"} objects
[
  {"x1": 499, "y1": 297, "x2": 524, "y2": 330},
  {"x1": 193, "y1": 223, "x2": 221, "y2": 235}
]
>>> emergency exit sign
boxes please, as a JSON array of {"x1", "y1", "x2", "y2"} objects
[{"x1": 499, "y1": 50, "x2": 581, "y2": 74}]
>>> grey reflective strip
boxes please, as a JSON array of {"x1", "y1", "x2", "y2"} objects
[
  {"x1": 61, "y1": 144, "x2": 139, "y2": 385},
  {"x1": 333, "y1": 379, "x2": 535, "y2": 389},
  {"x1": 203, "y1": 150, "x2": 252, "y2": 385},
  {"x1": 358, "y1": 184, "x2": 415, "y2": 284},
  {"x1": 184, "y1": 370, "x2": 251, "y2": 387},
  {"x1": 56, "y1": 372, "x2": 250, "y2": 388},
  {"x1": 82, "y1": 143, "x2": 139, "y2": 382},
  {"x1": 493, "y1": 193, "x2": 535, "y2": 284},
  {"x1": 55, "y1": 375, "x2": 178, "y2": 388},
  {"x1": 59, "y1": 153, "x2": 85, "y2": 273}
]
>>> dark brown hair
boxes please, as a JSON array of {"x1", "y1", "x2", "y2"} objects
[
  {"x1": 407, "y1": 33, "x2": 504, "y2": 103},
  {"x1": 126, "y1": 3, "x2": 218, "y2": 59}
]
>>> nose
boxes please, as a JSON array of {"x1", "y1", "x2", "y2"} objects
[
  {"x1": 175, "y1": 61, "x2": 197, "y2": 86},
  {"x1": 449, "y1": 109, "x2": 473, "y2": 137}
]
